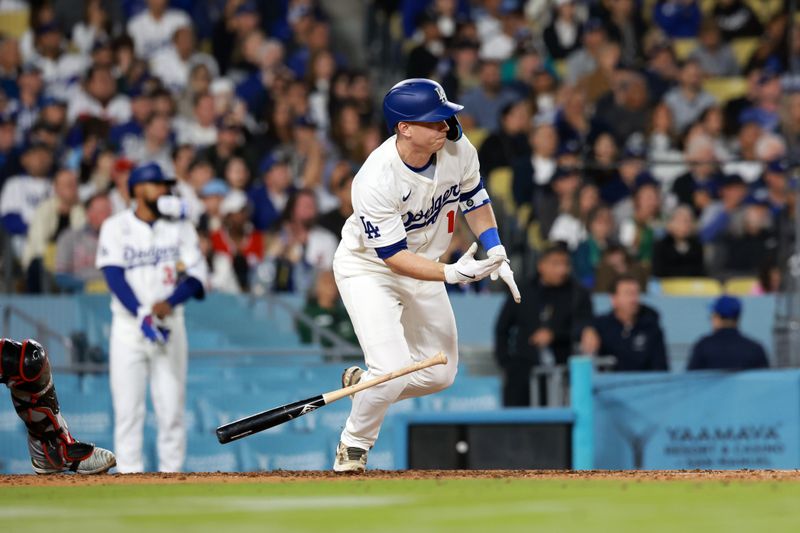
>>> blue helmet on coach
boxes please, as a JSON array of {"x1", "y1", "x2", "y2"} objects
[
  {"x1": 382, "y1": 78, "x2": 464, "y2": 141},
  {"x1": 127, "y1": 162, "x2": 176, "y2": 196}
]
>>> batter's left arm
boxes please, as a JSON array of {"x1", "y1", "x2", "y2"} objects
[{"x1": 462, "y1": 190, "x2": 521, "y2": 304}]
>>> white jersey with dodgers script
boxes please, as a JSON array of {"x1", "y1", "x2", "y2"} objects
[
  {"x1": 335, "y1": 134, "x2": 486, "y2": 276},
  {"x1": 95, "y1": 209, "x2": 208, "y2": 318}
]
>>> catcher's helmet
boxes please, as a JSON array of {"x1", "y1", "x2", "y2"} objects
[{"x1": 383, "y1": 78, "x2": 463, "y2": 141}]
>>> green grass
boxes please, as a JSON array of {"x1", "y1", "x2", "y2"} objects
[{"x1": 2, "y1": 477, "x2": 799, "y2": 533}]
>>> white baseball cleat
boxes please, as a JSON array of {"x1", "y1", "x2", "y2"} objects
[
  {"x1": 333, "y1": 441, "x2": 368, "y2": 473},
  {"x1": 32, "y1": 445, "x2": 116, "y2": 475},
  {"x1": 341, "y1": 366, "x2": 364, "y2": 398}
]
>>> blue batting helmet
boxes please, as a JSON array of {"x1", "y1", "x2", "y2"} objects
[
  {"x1": 127, "y1": 162, "x2": 176, "y2": 195},
  {"x1": 383, "y1": 79, "x2": 464, "y2": 141}
]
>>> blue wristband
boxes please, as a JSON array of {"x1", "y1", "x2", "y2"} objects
[{"x1": 479, "y1": 227, "x2": 501, "y2": 250}]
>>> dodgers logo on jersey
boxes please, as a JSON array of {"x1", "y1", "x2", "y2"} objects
[
  {"x1": 123, "y1": 245, "x2": 181, "y2": 268},
  {"x1": 403, "y1": 184, "x2": 460, "y2": 231}
]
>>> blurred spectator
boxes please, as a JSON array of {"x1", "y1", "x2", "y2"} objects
[
  {"x1": 223, "y1": 156, "x2": 251, "y2": 192},
  {"x1": 441, "y1": 39, "x2": 480, "y2": 103},
  {"x1": 71, "y1": 0, "x2": 114, "y2": 57},
  {"x1": 125, "y1": 112, "x2": 174, "y2": 173},
  {"x1": 198, "y1": 227, "x2": 240, "y2": 294},
  {"x1": 717, "y1": 204, "x2": 777, "y2": 277},
  {"x1": 197, "y1": 178, "x2": 228, "y2": 233},
  {"x1": 211, "y1": 190, "x2": 262, "y2": 292},
  {"x1": 495, "y1": 245, "x2": 593, "y2": 406},
  {"x1": 7, "y1": 63, "x2": 43, "y2": 144},
  {"x1": 67, "y1": 65, "x2": 131, "y2": 125},
  {"x1": 671, "y1": 134, "x2": 721, "y2": 213},
  {"x1": 780, "y1": 92, "x2": 800, "y2": 163},
  {"x1": 0, "y1": 35, "x2": 21, "y2": 98},
  {"x1": 585, "y1": 132, "x2": 618, "y2": 189},
  {"x1": 713, "y1": 0, "x2": 763, "y2": 41},
  {"x1": 594, "y1": 243, "x2": 649, "y2": 293},
  {"x1": 652, "y1": 205, "x2": 705, "y2": 277},
  {"x1": 583, "y1": 274, "x2": 668, "y2": 371},
  {"x1": 689, "y1": 19, "x2": 739, "y2": 77},
  {"x1": 751, "y1": 159, "x2": 790, "y2": 222},
  {"x1": 478, "y1": 99, "x2": 530, "y2": 176},
  {"x1": 576, "y1": 42, "x2": 620, "y2": 105},
  {"x1": 602, "y1": 0, "x2": 645, "y2": 65},
  {"x1": 722, "y1": 117, "x2": 762, "y2": 182},
  {"x1": 599, "y1": 144, "x2": 646, "y2": 206},
  {"x1": 565, "y1": 18, "x2": 608, "y2": 85},
  {"x1": 317, "y1": 162, "x2": 353, "y2": 238},
  {"x1": 687, "y1": 295, "x2": 768, "y2": 370},
  {"x1": 126, "y1": 0, "x2": 191, "y2": 60},
  {"x1": 573, "y1": 204, "x2": 616, "y2": 288},
  {"x1": 109, "y1": 84, "x2": 153, "y2": 156},
  {"x1": 663, "y1": 59, "x2": 716, "y2": 135},
  {"x1": 723, "y1": 67, "x2": 761, "y2": 136},
  {"x1": 543, "y1": 0, "x2": 582, "y2": 61},
  {"x1": 555, "y1": 87, "x2": 593, "y2": 150},
  {"x1": 22, "y1": 169, "x2": 85, "y2": 292},
  {"x1": 0, "y1": 143, "x2": 53, "y2": 238},
  {"x1": 698, "y1": 173, "x2": 749, "y2": 242},
  {"x1": 537, "y1": 165, "x2": 582, "y2": 244},
  {"x1": 150, "y1": 25, "x2": 218, "y2": 95},
  {"x1": 30, "y1": 19, "x2": 88, "y2": 99},
  {"x1": 54, "y1": 192, "x2": 112, "y2": 291},
  {"x1": 594, "y1": 71, "x2": 650, "y2": 148},
  {"x1": 200, "y1": 116, "x2": 248, "y2": 179},
  {"x1": 405, "y1": 13, "x2": 444, "y2": 79},
  {"x1": 652, "y1": 0, "x2": 701, "y2": 38},
  {"x1": 261, "y1": 189, "x2": 337, "y2": 293},
  {"x1": 745, "y1": 14, "x2": 787, "y2": 72},
  {"x1": 739, "y1": 68, "x2": 782, "y2": 133},
  {"x1": 177, "y1": 92, "x2": 217, "y2": 148},
  {"x1": 0, "y1": 113, "x2": 19, "y2": 182},
  {"x1": 616, "y1": 178, "x2": 661, "y2": 267},
  {"x1": 549, "y1": 182, "x2": 599, "y2": 251},
  {"x1": 756, "y1": 255, "x2": 782, "y2": 294},
  {"x1": 297, "y1": 270, "x2": 357, "y2": 348},
  {"x1": 459, "y1": 60, "x2": 519, "y2": 132},
  {"x1": 249, "y1": 153, "x2": 292, "y2": 232},
  {"x1": 512, "y1": 122, "x2": 557, "y2": 207}
]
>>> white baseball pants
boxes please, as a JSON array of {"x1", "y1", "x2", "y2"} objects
[
  {"x1": 109, "y1": 314, "x2": 188, "y2": 473},
  {"x1": 335, "y1": 272, "x2": 459, "y2": 450}
]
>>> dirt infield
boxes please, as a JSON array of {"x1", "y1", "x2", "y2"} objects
[{"x1": 2, "y1": 469, "x2": 800, "y2": 487}]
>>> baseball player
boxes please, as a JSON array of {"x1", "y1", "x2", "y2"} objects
[
  {"x1": 96, "y1": 162, "x2": 207, "y2": 473},
  {"x1": 332, "y1": 78, "x2": 521, "y2": 472},
  {"x1": 1, "y1": 337, "x2": 116, "y2": 474}
]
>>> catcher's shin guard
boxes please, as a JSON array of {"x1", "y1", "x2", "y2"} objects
[{"x1": 0, "y1": 338, "x2": 96, "y2": 472}]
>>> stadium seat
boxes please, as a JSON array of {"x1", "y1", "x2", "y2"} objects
[
  {"x1": 724, "y1": 277, "x2": 759, "y2": 296},
  {"x1": 84, "y1": 278, "x2": 108, "y2": 293},
  {"x1": 731, "y1": 38, "x2": 760, "y2": 68},
  {"x1": 702, "y1": 77, "x2": 747, "y2": 104},
  {"x1": 487, "y1": 167, "x2": 515, "y2": 211},
  {"x1": 659, "y1": 277, "x2": 723, "y2": 296},
  {"x1": 0, "y1": 10, "x2": 28, "y2": 38},
  {"x1": 465, "y1": 128, "x2": 488, "y2": 150},
  {"x1": 673, "y1": 39, "x2": 698, "y2": 61}
]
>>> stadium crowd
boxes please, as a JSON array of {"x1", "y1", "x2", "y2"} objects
[{"x1": 0, "y1": 1, "x2": 794, "y2": 306}]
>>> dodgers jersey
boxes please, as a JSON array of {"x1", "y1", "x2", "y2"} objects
[
  {"x1": 96, "y1": 209, "x2": 208, "y2": 319},
  {"x1": 335, "y1": 134, "x2": 489, "y2": 275}
]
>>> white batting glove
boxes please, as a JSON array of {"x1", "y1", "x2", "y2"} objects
[
  {"x1": 487, "y1": 245, "x2": 521, "y2": 303},
  {"x1": 444, "y1": 242, "x2": 504, "y2": 284}
]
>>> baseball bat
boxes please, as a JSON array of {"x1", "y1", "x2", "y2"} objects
[{"x1": 216, "y1": 352, "x2": 447, "y2": 444}]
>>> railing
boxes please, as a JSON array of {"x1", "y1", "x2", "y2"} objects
[{"x1": 1, "y1": 304, "x2": 76, "y2": 371}]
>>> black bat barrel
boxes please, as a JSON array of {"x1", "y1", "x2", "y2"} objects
[{"x1": 216, "y1": 395, "x2": 326, "y2": 444}]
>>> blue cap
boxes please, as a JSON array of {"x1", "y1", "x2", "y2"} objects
[
  {"x1": 552, "y1": 166, "x2": 580, "y2": 181},
  {"x1": 634, "y1": 171, "x2": 658, "y2": 191},
  {"x1": 35, "y1": 21, "x2": 60, "y2": 36},
  {"x1": 622, "y1": 144, "x2": 647, "y2": 160},
  {"x1": 721, "y1": 173, "x2": 746, "y2": 187},
  {"x1": 127, "y1": 162, "x2": 176, "y2": 195},
  {"x1": 258, "y1": 152, "x2": 289, "y2": 175},
  {"x1": 712, "y1": 295, "x2": 742, "y2": 319},
  {"x1": 767, "y1": 159, "x2": 789, "y2": 174},
  {"x1": 200, "y1": 178, "x2": 229, "y2": 197},
  {"x1": 584, "y1": 18, "x2": 605, "y2": 33},
  {"x1": 40, "y1": 95, "x2": 67, "y2": 108},
  {"x1": 235, "y1": 1, "x2": 258, "y2": 15}
]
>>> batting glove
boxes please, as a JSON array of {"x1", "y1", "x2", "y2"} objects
[
  {"x1": 139, "y1": 311, "x2": 170, "y2": 344},
  {"x1": 487, "y1": 245, "x2": 521, "y2": 303},
  {"x1": 444, "y1": 242, "x2": 504, "y2": 285}
]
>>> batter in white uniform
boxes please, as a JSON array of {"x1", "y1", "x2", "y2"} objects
[
  {"x1": 332, "y1": 79, "x2": 521, "y2": 472},
  {"x1": 96, "y1": 162, "x2": 207, "y2": 473}
]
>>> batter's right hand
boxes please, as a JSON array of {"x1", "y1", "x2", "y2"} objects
[
  {"x1": 444, "y1": 242, "x2": 504, "y2": 285},
  {"x1": 140, "y1": 314, "x2": 170, "y2": 344}
]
